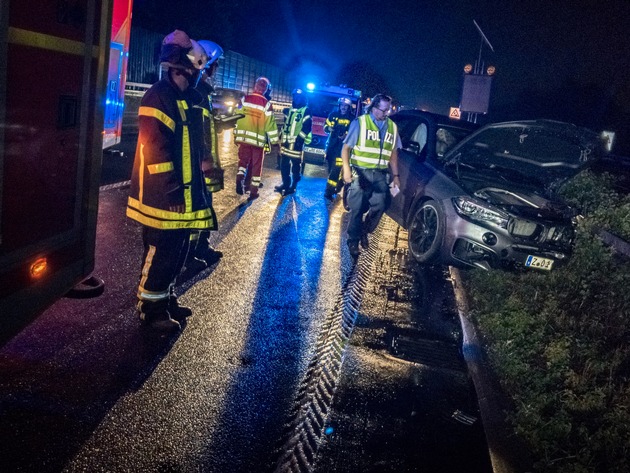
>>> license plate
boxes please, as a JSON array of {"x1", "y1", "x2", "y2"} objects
[
  {"x1": 525, "y1": 255, "x2": 554, "y2": 271},
  {"x1": 303, "y1": 146, "x2": 325, "y2": 156}
]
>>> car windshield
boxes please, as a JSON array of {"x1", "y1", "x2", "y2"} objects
[{"x1": 447, "y1": 122, "x2": 601, "y2": 188}]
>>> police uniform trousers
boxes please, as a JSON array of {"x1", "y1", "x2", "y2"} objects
[
  {"x1": 138, "y1": 227, "x2": 191, "y2": 303},
  {"x1": 345, "y1": 167, "x2": 390, "y2": 242}
]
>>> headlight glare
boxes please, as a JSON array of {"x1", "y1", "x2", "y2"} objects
[{"x1": 452, "y1": 197, "x2": 509, "y2": 228}]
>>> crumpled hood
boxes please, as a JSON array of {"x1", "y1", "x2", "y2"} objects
[{"x1": 469, "y1": 184, "x2": 578, "y2": 220}]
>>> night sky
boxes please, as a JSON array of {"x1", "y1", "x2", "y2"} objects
[{"x1": 134, "y1": 0, "x2": 630, "y2": 152}]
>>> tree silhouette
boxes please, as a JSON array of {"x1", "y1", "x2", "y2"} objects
[{"x1": 336, "y1": 61, "x2": 392, "y2": 101}]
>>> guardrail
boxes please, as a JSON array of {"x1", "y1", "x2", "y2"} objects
[
  {"x1": 125, "y1": 82, "x2": 152, "y2": 97},
  {"x1": 599, "y1": 229, "x2": 630, "y2": 257}
]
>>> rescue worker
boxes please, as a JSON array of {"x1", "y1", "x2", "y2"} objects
[
  {"x1": 126, "y1": 30, "x2": 211, "y2": 331},
  {"x1": 233, "y1": 76, "x2": 279, "y2": 201},
  {"x1": 274, "y1": 88, "x2": 312, "y2": 196},
  {"x1": 183, "y1": 39, "x2": 225, "y2": 274},
  {"x1": 341, "y1": 94, "x2": 402, "y2": 259},
  {"x1": 324, "y1": 96, "x2": 354, "y2": 200}
]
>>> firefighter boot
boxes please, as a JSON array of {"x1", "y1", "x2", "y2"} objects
[
  {"x1": 137, "y1": 300, "x2": 181, "y2": 331},
  {"x1": 196, "y1": 247, "x2": 223, "y2": 266},
  {"x1": 248, "y1": 186, "x2": 259, "y2": 201},
  {"x1": 274, "y1": 184, "x2": 286, "y2": 193},
  {"x1": 168, "y1": 295, "x2": 193, "y2": 321}
]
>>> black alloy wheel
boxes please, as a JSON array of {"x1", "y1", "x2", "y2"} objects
[{"x1": 408, "y1": 201, "x2": 444, "y2": 263}]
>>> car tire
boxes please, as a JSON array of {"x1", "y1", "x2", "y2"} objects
[{"x1": 408, "y1": 200, "x2": 444, "y2": 264}]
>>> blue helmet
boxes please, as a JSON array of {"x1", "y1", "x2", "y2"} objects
[{"x1": 197, "y1": 40, "x2": 224, "y2": 67}]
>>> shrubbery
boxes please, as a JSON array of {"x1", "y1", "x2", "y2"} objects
[{"x1": 462, "y1": 170, "x2": 630, "y2": 472}]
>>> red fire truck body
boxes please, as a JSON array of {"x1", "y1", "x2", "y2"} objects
[
  {"x1": 0, "y1": 0, "x2": 129, "y2": 329},
  {"x1": 302, "y1": 84, "x2": 362, "y2": 164}
]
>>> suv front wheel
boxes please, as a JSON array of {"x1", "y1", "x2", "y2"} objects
[{"x1": 408, "y1": 200, "x2": 444, "y2": 264}]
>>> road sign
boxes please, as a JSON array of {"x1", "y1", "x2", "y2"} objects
[{"x1": 449, "y1": 107, "x2": 461, "y2": 120}]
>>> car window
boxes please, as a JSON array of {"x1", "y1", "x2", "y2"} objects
[{"x1": 394, "y1": 116, "x2": 428, "y2": 149}]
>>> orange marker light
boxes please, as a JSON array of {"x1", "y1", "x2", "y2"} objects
[{"x1": 30, "y1": 258, "x2": 48, "y2": 279}]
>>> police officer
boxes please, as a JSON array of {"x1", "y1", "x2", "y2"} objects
[
  {"x1": 341, "y1": 94, "x2": 402, "y2": 258},
  {"x1": 126, "y1": 30, "x2": 211, "y2": 330},
  {"x1": 274, "y1": 88, "x2": 312, "y2": 195},
  {"x1": 324, "y1": 96, "x2": 354, "y2": 200}
]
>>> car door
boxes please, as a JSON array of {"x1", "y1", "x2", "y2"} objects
[{"x1": 389, "y1": 114, "x2": 434, "y2": 227}]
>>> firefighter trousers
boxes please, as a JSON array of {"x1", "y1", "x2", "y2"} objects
[
  {"x1": 137, "y1": 227, "x2": 191, "y2": 304},
  {"x1": 237, "y1": 143, "x2": 265, "y2": 192},
  {"x1": 280, "y1": 153, "x2": 302, "y2": 189},
  {"x1": 325, "y1": 156, "x2": 344, "y2": 196}
]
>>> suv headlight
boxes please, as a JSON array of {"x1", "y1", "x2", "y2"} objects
[{"x1": 452, "y1": 197, "x2": 509, "y2": 228}]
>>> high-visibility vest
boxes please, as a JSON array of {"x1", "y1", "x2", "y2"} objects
[
  {"x1": 196, "y1": 83, "x2": 223, "y2": 193},
  {"x1": 350, "y1": 114, "x2": 398, "y2": 170},
  {"x1": 234, "y1": 93, "x2": 279, "y2": 148},
  {"x1": 280, "y1": 106, "x2": 313, "y2": 158},
  {"x1": 127, "y1": 79, "x2": 214, "y2": 230}
]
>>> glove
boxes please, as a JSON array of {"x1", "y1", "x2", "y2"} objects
[{"x1": 204, "y1": 167, "x2": 224, "y2": 192}]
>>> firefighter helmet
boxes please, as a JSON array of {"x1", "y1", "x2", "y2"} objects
[
  {"x1": 338, "y1": 97, "x2": 352, "y2": 106},
  {"x1": 160, "y1": 29, "x2": 200, "y2": 70},
  {"x1": 186, "y1": 40, "x2": 209, "y2": 70},
  {"x1": 197, "y1": 40, "x2": 224, "y2": 67},
  {"x1": 292, "y1": 88, "x2": 304, "y2": 95}
]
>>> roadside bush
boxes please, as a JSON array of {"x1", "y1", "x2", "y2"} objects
[{"x1": 463, "y1": 170, "x2": 630, "y2": 472}]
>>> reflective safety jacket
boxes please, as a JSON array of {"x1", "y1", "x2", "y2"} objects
[
  {"x1": 350, "y1": 114, "x2": 398, "y2": 170},
  {"x1": 127, "y1": 78, "x2": 215, "y2": 230},
  {"x1": 234, "y1": 93, "x2": 279, "y2": 148},
  {"x1": 280, "y1": 106, "x2": 312, "y2": 159},
  {"x1": 196, "y1": 80, "x2": 223, "y2": 193},
  {"x1": 324, "y1": 110, "x2": 353, "y2": 151}
]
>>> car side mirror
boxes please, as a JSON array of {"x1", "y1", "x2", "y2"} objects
[{"x1": 405, "y1": 141, "x2": 427, "y2": 162}]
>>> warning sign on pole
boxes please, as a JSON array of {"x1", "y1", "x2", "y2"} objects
[{"x1": 449, "y1": 107, "x2": 461, "y2": 120}]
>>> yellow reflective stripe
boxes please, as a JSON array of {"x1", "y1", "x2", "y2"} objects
[
  {"x1": 8, "y1": 27, "x2": 99, "y2": 57},
  {"x1": 128, "y1": 197, "x2": 212, "y2": 222},
  {"x1": 138, "y1": 245, "x2": 156, "y2": 299},
  {"x1": 139, "y1": 106, "x2": 176, "y2": 132},
  {"x1": 177, "y1": 100, "x2": 192, "y2": 188},
  {"x1": 147, "y1": 162, "x2": 175, "y2": 174},
  {"x1": 139, "y1": 143, "x2": 146, "y2": 203},
  {"x1": 127, "y1": 208, "x2": 214, "y2": 230}
]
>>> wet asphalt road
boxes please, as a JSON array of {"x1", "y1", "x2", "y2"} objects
[{"x1": 0, "y1": 129, "x2": 491, "y2": 472}]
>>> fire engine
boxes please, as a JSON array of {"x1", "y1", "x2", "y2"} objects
[
  {"x1": 302, "y1": 84, "x2": 362, "y2": 164},
  {"x1": 0, "y1": 0, "x2": 131, "y2": 336}
]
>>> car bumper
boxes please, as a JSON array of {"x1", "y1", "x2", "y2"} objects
[{"x1": 437, "y1": 198, "x2": 575, "y2": 271}]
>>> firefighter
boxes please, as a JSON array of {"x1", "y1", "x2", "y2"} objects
[
  {"x1": 341, "y1": 94, "x2": 402, "y2": 259},
  {"x1": 183, "y1": 39, "x2": 225, "y2": 274},
  {"x1": 274, "y1": 88, "x2": 312, "y2": 196},
  {"x1": 324, "y1": 96, "x2": 354, "y2": 200},
  {"x1": 233, "y1": 76, "x2": 279, "y2": 201},
  {"x1": 126, "y1": 30, "x2": 211, "y2": 331}
]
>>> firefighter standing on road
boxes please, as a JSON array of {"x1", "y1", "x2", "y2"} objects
[
  {"x1": 183, "y1": 39, "x2": 225, "y2": 275},
  {"x1": 341, "y1": 94, "x2": 402, "y2": 259},
  {"x1": 126, "y1": 30, "x2": 211, "y2": 331},
  {"x1": 234, "y1": 76, "x2": 279, "y2": 201},
  {"x1": 274, "y1": 88, "x2": 312, "y2": 196},
  {"x1": 324, "y1": 97, "x2": 353, "y2": 200}
]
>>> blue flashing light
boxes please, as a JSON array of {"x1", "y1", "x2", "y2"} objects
[
  {"x1": 306, "y1": 82, "x2": 316, "y2": 91},
  {"x1": 324, "y1": 426, "x2": 334, "y2": 435}
]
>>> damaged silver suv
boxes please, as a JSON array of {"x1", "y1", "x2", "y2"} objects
[{"x1": 387, "y1": 110, "x2": 603, "y2": 271}]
